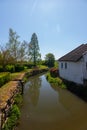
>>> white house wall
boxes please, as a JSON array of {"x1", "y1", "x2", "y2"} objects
[
  {"x1": 59, "y1": 61, "x2": 83, "y2": 84},
  {"x1": 83, "y1": 53, "x2": 87, "y2": 79}
]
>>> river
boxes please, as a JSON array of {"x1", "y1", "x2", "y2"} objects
[{"x1": 16, "y1": 74, "x2": 87, "y2": 130}]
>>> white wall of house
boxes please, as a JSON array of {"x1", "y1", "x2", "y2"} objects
[
  {"x1": 83, "y1": 53, "x2": 87, "y2": 79},
  {"x1": 59, "y1": 61, "x2": 83, "y2": 84}
]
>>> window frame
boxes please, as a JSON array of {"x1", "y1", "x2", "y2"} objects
[
  {"x1": 61, "y1": 62, "x2": 63, "y2": 69},
  {"x1": 65, "y1": 62, "x2": 67, "y2": 69}
]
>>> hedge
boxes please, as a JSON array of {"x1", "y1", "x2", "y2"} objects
[
  {"x1": 5, "y1": 65, "x2": 15, "y2": 73},
  {"x1": 0, "y1": 72, "x2": 11, "y2": 87}
]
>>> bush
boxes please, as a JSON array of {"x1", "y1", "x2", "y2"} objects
[
  {"x1": 15, "y1": 64, "x2": 24, "y2": 72},
  {"x1": 50, "y1": 68, "x2": 59, "y2": 77},
  {"x1": 14, "y1": 94, "x2": 23, "y2": 107},
  {"x1": 0, "y1": 65, "x2": 3, "y2": 72},
  {"x1": 24, "y1": 62, "x2": 35, "y2": 69},
  {"x1": 2, "y1": 105, "x2": 20, "y2": 130},
  {"x1": 46, "y1": 72, "x2": 66, "y2": 89},
  {"x1": 5, "y1": 65, "x2": 15, "y2": 73},
  {"x1": 0, "y1": 72, "x2": 11, "y2": 87}
]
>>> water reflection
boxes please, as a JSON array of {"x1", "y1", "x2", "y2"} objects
[
  {"x1": 16, "y1": 74, "x2": 87, "y2": 130},
  {"x1": 26, "y1": 76, "x2": 42, "y2": 106}
]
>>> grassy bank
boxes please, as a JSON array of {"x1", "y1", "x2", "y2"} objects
[
  {"x1": 2, "y1": 94, "x2": 23, "y2": 130},
  {"x1": 46, "y1": 72, "x2": 66, "y2": 89}
]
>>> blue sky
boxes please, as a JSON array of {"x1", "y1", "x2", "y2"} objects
[{"x1": 0, "y1": 0, "x2": 87, "y2": 59}]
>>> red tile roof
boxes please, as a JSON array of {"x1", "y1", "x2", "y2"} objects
[{"x1": 58, "y1": 44, "x2": 87, "y2": 62}]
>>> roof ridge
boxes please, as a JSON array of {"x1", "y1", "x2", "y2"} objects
[{"x1": 59, "y1": 43, "x2": 87, "y2": 62}]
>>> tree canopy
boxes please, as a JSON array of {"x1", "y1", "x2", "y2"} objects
[
  {"x1": 45, "y1": 53, "x2": 55, "y2": 67},
  {"x1": 6, "y1": 28, "x2": 20, "y2": 63},
  {"x1": 28, "y1": 33, "x2": 41, "y2": 66}
]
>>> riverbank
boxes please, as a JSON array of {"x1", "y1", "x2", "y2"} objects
[
  {"x1": 46, "y1": 72, "x2": 66, "y2": 89},
  {"x1": 46, "y1": 71, "x2": 87, "y2": 102},
  {"x1": 0, "y1": 72, "x2": 25, "y2": 130}
]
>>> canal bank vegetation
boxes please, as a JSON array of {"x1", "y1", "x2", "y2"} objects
[
  {"x1": 2, "y1": 94, "x2": 22, "y2": 130},
  {"x1": 47, "y1": 67, "x2": 87, "y2": 101},
  {"x1": 0, "y1": 72, "x2": 11, "y2": 87},
  {"x1": 0, "y1": 73, "x2": 25, "y2": 130},
  {"x1": 0, "y1": 66, "x2": 49, "y2": 130},
  {"x1": 46, "y1": 68, "x2": 66, "y2": 89},
  {"x1": 25, "y1": 65, "x2": 48, "y2": 78}
]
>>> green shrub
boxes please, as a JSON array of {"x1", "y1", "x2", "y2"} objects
[
  {"x1": 0, "y1": 72, "x2": 11, "y2": 87},
  {"x1": 0, "y1": 65, "x2": 3, "y2": 72},
  {"x1": 5, "y1": 65, "x2": 15, "y2": 73},
  {"x1": 14, "y1": 94, "x2": 23, "y2": 107},
  {"x1": 15, "y1": 64, "x2": 24, "y2": 72},
  {"x1": 24, "y1": 62, "x2": 34, "y2": 69},
  {"x1": 46, "y1": 72, "x2": 66, "y2": 89},
  {"x1": 10, "y1": 104, "x2": 20, "y2": 119},
  {"x1": 2, "y1": 104, "x2": 20, "y2": 130},
  {"x1": 56, "y1": 77, "x2": 62, "y2": 85},
  {"x1": 50, "y1": 67, "x2": 59, "y2": 77}
]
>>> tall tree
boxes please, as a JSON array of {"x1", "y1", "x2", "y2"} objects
[
  {"x1": 18, "y1": 40, "x2": 27, "y2": 64},
  {"x1": 28, "y1": 33, "x2": 41, "y2": 66},
  {"x1": 45, "y1": 53, "x2": 55, "y2": 67},
  {"x1": 6, "y1": 28, "x2": 20, "y2": 63},
  {"x1": 0, "y1": 46, "x2": 14, "y2": 71}
]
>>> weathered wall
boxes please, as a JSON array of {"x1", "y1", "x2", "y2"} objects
[
  {"x1": 83, "y1": 53, "x2": 87, "y2": 79},
  {"x1": 0, "y1": 81, "x2": 23, "y2": 130},
  {"x1": 59, "y1": 61, "x2": 83, "y2": 84}
]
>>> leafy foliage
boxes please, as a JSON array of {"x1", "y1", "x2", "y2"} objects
[
  {"x1": 0, "y1": 46, "x2": 14, "y2": 71},
  {"x1": 6, "y1": 28, "x2": 20, "y2": 63},
  {"x1": 0, "y1": 65, "x2": 3, "y2": 72},
  {"x1": 18, "y1": 40, "x2": 27, "y2": 63},
  {"x1": 15, "y1": 64, "x2": 24, "y2": 72},
  {"x1": 0, "y1": 72, "x2": 11, "y2": 87},
  {"x1": 28, "y1": 33, "x2": 41, "y2": 66},
  {"x1": 50, "y1": 67, "x2": 59, "y2": 77},
  {"x1": 45, "y1": 53, "x2": 55, "y2": 67},
  {"x1": 14, "y1": 94, "x2": 23, "y2": 107},
  {"x1": 5, "y1": 65, "x2": 15, "y2": 73},
  {"x1": 2, "y1": 105, "x2": 21, "y2": 130},
  {"x1": 46, "y1": 72, "x2": 66, "y2": 89}
]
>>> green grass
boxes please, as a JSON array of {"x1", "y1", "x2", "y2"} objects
[
  {"x1": 0, "y1": 72, "x2": 11, "y2": 87},
  {"x1": 37, "y1": 65, "x2": 49, "y2": 70},
  {"x1": 54, "y1": 61, "x2": 58, "y2": 68},
  {"x1": 46, "y1": 72, "x2": 66, "y2": 89}
]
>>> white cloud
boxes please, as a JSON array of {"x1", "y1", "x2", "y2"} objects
[
  {"x1": 30, "y1": 0, "x2": 38, "y2": 16},
  {"x1": 38, "y1": 0, "x2": 58, "y2": 14},
  {"x1": 36, "y1": 0, "x2": 66, "y2": 16}
]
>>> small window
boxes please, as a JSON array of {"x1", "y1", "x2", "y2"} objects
[
  {"x1": 86, "y1": 62, "x2": 87, "y2": 70},
  {"x1": 61, "y1": 63, "x2": 63, "y2": 69},
  {"x1": 65, "y1": 62, "x2": 67, "y2": 69}
]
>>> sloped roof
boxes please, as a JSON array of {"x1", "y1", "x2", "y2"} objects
[{"x1": 58, "y1": 44, "x2": 87, "y2": 62}]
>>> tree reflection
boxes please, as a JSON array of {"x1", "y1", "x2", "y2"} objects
[{"x1": 28, "y1": 77, "x2": 42, "y2": 106}]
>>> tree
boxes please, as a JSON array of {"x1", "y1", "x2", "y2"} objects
[
  {"x1": 28, "y1": 33, "x2": 41, "y2": 66},
  {"x1": 45, "y1": 53, "x2": 55, "y2": 67},
  {"x1": 6, "y1": 28, "x2": 20, "y2": 63},
  {"x1": 0, "y1": 46, "x2": 14, "y2": 71},
  {"x1": 18, "y1": 40, "x2": 27, "y2": 64}
]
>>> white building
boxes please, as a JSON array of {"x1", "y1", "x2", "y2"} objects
[{"x1": 58, "y1": 44, "x2": 87, "y2": 85}]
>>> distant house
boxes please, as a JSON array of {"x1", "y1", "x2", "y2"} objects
[{"x1": 58, "y1": 44, "x2": 87, "y2": 85}]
